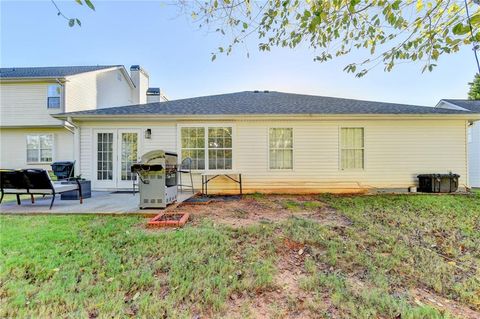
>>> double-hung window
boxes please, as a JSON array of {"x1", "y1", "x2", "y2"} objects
[
  {"x1": 47, "y1": 84, "x2": 61, "y2": 108},
  {"x1": 208, "y1": 127, "x2": 232, "y2": 170},
  {"x1": 26, "y1": 134, "x2": 53, "y2": 163},
  {"x1": 181, "y1": 126, "x2": 233, "y2": 170},
  {"x1": 269, "y1": 128, "x2": 293, "y2": 169},
  {"x1": 340, "y1": 128, "x2": 364, "y2": 170},
  {"x1": 181, "y1": 127, "x2": 206, "y2": 170}
]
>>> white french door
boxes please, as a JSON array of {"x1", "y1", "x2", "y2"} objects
[
  {"x1": 117, "y1": 129, "x2": 140, "y2": 189},
  {"x1": 93, "y1": 129, "x2": 141, "y2": 189}
]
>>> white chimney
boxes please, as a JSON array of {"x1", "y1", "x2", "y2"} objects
[
  {"x1": 146, "y1": 87, "x2": 168, "y2": 103},
  {"x1": 130, "y1": 65, "x2": 149, "y2": 104},
  {"x1": 146, "y1": 88, "x2": 160, "y2": 103}
]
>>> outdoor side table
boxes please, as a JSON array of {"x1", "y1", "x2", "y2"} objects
[{"x1": 201, "y1": 171, "x2": 242, "y2": 196}]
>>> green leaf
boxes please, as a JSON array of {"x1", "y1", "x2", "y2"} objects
[
  {"x1": 76, "y1": 18, "x2": 81, "y2": 26},
  {"x1": 211, "y1": 54, "x2": 216, "y2": 61},
  {"x1": 392, "y1": 0, "x2": 401, "y2": 10},
  {"x1": 470, "y1": 14, "x2": 480, "y2": 27},
  {"x1": 68, "y1": 19, "x2": 75, "y2": 27},
  {"x1": 75, "y1": 0, "x2": 83, "y2": 5},
  {"x1": 84, "y1": 0, "x2": 95, "y2": 11},
  {"x1": 243, "y1": 22, "x2": 248, "y2": 29},
  {"x1": 452, "y1": 23, "x2": 469, "y2": 35},
  {"x1": 350, "y1": 0, "x2": 360, "y2": 7}
]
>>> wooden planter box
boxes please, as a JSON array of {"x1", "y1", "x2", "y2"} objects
[{"x1": 147, "y1": 212, "x2": 190, "y2": 228}]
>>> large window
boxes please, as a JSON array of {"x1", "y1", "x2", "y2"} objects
[
  {"x1": 269, "y1": 128, "x2": 293, "y2": 169},
  {"x1": 26, "y1": 134, "x2": 53, "y2": 163},
  {"x1": 47, "y1": 84, "x2": 61, "y2": 108},
  {"x1": 180, "y1": 126, "x2": 233, "y2": 170},
  {"x1": 208, "y1": 127, "x2": 232, "y2": 170},
  {"x1": 340, "y1": 128, "x2": 364, "y2": 170},
  {"x1": 181, "y1": 127, "x2": 206, "y2": 170}
]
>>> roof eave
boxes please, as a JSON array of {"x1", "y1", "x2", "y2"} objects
[
  {"x1": 0, "y1": 77, "x2": 68, "y2": 82},
  {"x1": 52, "y1": 113, "x2": 480, "y2": 121}
]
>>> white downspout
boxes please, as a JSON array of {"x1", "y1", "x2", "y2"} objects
[{"x1": 67, "y1": 116, "x2": 81, "y2": 177}]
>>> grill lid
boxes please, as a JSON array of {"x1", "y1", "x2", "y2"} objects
[{"x1": 140, "y1": 150, "x2": 166, "y2": 164}]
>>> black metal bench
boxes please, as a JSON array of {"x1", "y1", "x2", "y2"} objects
[{"x1": 0, "y1": 169, "x2": 83, "y2": 209}]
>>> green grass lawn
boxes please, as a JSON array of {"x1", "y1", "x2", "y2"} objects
[{"x1": 1, "y1": 193, "x2": 479, "y2": 318}]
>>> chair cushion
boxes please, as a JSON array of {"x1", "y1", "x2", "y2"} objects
[
  {"x1": 2, "y1": 188, "x2": 29, "y2": 194},
  {"x1": 52, "y1": 183, "x2": 78, "y2": 193}
]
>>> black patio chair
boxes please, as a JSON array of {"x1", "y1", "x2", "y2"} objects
[
  {"x1": 0, "y1": 169, "x2": 33, "y2": 205},
  {"x1": 22, "y1": 169, "x2": 83, "y2": 209},
  {"x1": 51, "y1": 161, "x2": 75, "y2": 180}
]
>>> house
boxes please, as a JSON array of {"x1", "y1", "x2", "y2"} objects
[
  {"x1": 436, "y1": 99, "x2": 480, "y2": 188},
  {"x1": 0, "y1": 65, "x2": 167, "y2": 173},
  {"x1": 51, "y1": 91, "x2": 480, "y2": 193}
]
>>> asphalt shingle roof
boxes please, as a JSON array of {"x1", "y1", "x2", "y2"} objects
[
  {"x1": 0, "y1": 65, "x2": 120, "y2": 78},
  {"x1": 443, "y1": 99, "x2": 480, "y2": 112},
  {"x1": 58, "y1": 91, "x2": 475, "y2": 117}
]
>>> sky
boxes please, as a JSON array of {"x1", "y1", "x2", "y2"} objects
[{"x1": 0, "y1": 0, "x2": 477, "y2": 106}]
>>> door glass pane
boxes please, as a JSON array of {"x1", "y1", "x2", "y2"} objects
[
  {"x1": 121, "y1": 133, "x2": 138, "y2": 181},
  {"x1": 97, "y1": 133, "x2": 113, "y2": 180}
]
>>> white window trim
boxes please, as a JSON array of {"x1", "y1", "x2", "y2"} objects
[
  {"x1": 26, "y1": 133, "x2": 55, "y2": 164},
  {"x1": 338, "y1": 127, "x2": 366, "y2": 171},
  {"x1": 177, "y1": 123, "x2": 236, "y2": 172},
  {"x1": 267, "y1": 127, "x2": 294, "y2": 171}
]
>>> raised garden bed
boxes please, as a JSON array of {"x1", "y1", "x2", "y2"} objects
[{"x1": 147, "y1": 212, "x2": 190, "y2": 228}]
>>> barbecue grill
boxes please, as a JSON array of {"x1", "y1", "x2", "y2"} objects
[{"x1": 131, "y1": 150, "x2": 178, "y2": 208}]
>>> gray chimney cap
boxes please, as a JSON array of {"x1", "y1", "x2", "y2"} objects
[{"x1": 147, "y1": 87, "x2": 160, "y2": 95}]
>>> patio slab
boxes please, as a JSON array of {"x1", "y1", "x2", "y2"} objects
[{"x1": 0, "y1": 190, "x2": 195, "y2": 215}]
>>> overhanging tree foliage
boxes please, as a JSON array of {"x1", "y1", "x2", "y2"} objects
[
  {"x1": 58, "y1": 0, "x2": 480, "y2": 77},
  {"x1": 468, "y1": 73, "x2": 480, "y2": 99}
]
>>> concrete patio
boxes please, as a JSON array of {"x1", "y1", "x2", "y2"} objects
[{"x1": 0, "y1": 191, "x2": 195, "y2": 214}]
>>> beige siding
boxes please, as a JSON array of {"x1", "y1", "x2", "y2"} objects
[
  {"x1": 78, "y1": 119, "x2": 467, "y2": 192},
  {"x1": 64, "y1": 72, "x2": 98, "y2": 112},
  {"x1": 0, "y1": 127, "x2": 73, "y2": 170},
  {"x1": 0, "y1": 82, "x2": 64, "y2": 126},
  {"x1": 0, "y1": 68, "x2": 137, "y2": 173},
  {"x1": 96, "y1": 69, "x2": 134, "y2": 108},
  {"x1": 65, "y1": 68, "x2": 134, "y2": 112}
]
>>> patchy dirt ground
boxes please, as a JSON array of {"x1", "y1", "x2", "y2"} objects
[
  {"x1": 159, "y1": 194, "x2": 480, "y2": 319},
  {"x1": 171, "y1": 195, "x2": 350, "y2": 228}
]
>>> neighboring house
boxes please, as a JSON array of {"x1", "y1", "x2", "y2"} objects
[
  {"x1": 436, "y1": 99, "x2": 480, "y2": 188},
  {"x1": 0, "y1": 65, "x2": 167, "y2": 172},
  {"x1": 52, "y1": 91, "x2": 480, "y2": 193}
]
